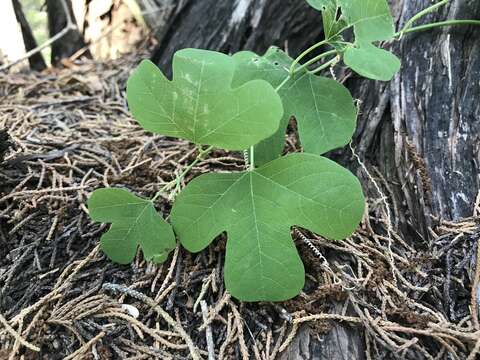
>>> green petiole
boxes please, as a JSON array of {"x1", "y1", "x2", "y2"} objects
[
  {"x1": 294, "y1": 49, "x2": 338, "y2": 74},
  {"x1": 249, "y1": 146, "x2": 255, "y2": 171},
  {"x1": 309, "y1": 56, "x2": 339, "y2": 75},
  {"x1": 398, "y1": 0, "x2": 450, "y2": 37},
  {"x1": 289, "y1": 39, "x2": 329, "y2": 74},
  {"x1": 396, "y1": 19, "x2": 480, "y2": 37},
  {"x1": 151, "y1": 145, "x2": 214, "y2": 202}
]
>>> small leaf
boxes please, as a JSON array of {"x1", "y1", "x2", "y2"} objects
[
  {"x1": 232, "y1": 47, "x2": 357, "y2": 165},
  {"x1": 88, "y1": 188, "x2": 176, "y2": 264},
  {"x1": 305, "y1": 0, "x2": 344, "y2": 39},
  {"x1": 338, "y1": 0, "x2": 395, "y2": 42},
  {"x1": 344, "y1": 43, "x2": 401, "y2": 81},
  {"x1": 171, "y1": 153, "x2": 365, "y2": 301},
  {"x1": 323, "y1": 9, "x2": 348, "y2": 40},
  {"x1": 127, "y1": 49, "x2": 283, "y2": 151}
]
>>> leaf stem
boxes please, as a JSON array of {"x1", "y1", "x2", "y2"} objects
[
  {"x1": 294, "y1": 49, "x2": 338, "y2": 74},
  {"x1": 151, "y1": 145, "x2": 214, "y2": 202},
  {"x1": 398, "y1": 0, "x2": 450, "y2": 37},
  {"x1": 249, "y1": 146, "x2": 255, "y2": 171},
  {"x1": 396, "y1": 19, "x2": 480, "y2": 37},
  {"x1": 309, "y1": 56, "x2": 339, "y2": 75},
  {"x1": 289, "y1": 39, "x2": 329, "y2": 74},
  {"x1": 275, "y1": 76, "x2": 290, "y2": 92}
]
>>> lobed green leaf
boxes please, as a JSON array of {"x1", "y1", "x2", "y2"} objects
[
  {"x1": 127, "y1": 49, "x2": 283, "y2": 151},
  {"x1": 232, "y1": 47, "x2": 357, "y2": 166},
  {"x1": 88, "y1": 188, "x2": 176, "y2": 264},
  {"x1": 171, "y1": 153, "x2": 365, "y2": 301}
]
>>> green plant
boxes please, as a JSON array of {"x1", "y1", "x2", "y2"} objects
[{"x1": 87, "y1": 0, "x2": 480, "y2": 301}]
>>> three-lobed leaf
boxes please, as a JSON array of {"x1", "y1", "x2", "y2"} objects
[
  {"x1": 232, "y1": 47, "x2": 357, "y2": 166},
  {"x1": 171, "y1": 153, "x2": 365, "y2": 301},
  {"x1": 88, "y1": 188, "x2": 176, "y2": 264},
  {"x1": 127, "y1": 49, "x2": 283, "y2": 150}
]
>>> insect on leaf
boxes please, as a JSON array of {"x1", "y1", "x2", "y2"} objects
[
  {"x1": 232, "y1": 47, "x2": 357, "y2": 166},
  {"x1": 171, "y1": 153, "x2": 365, "y2": 301},
  {"x1": 344, "y1": 42, "x2": 401, "y2": 81},
  {"x1": 127, "y1": 49, "x2": 283, "y2": 151},
  {"x1": 88, "y1": 188, "x2": 176, "y2": 264}
]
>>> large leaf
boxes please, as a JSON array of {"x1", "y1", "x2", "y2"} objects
[
  {"x1": 344, "y1": 42, "x2": 401, "y2": 81},
  {"x1": 171, "y1": 153, "x2": 365, "y2": 301},
  {"x1": 88, "y1": 188, "x2": 176, "y2": 264},
  {"x1": 338, "y1": 0, "x2": 395, "y2": 42},
  {"x1": 127, "y1": 49, "x2": 283, "y2": 151},
  {"x1": 232, "y1": 47, "x2": 357, "y2": 166}
]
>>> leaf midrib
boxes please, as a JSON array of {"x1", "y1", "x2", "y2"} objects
[{"x1": 180, "y1": 165, "x2": 350, "y2": 235}]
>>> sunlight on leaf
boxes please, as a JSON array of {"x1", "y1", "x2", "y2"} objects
[
  {"x1": 171, "y1": 153, "x2": 365, "y2": 301},
  {"x1": 127, "y1": 49, "x2": 283, "y2": 150},
  {"x1": 88, "y1": 188, "x2": 176, "y2": 264}
]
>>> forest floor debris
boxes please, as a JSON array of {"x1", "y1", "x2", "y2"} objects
[{"x1": 0, "y1": 55, "x2": 479, "y2": 359}]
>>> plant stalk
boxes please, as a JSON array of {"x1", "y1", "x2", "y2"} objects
[
  {"x1": 249, "y1": 146, "x2": 255, "y2": 171},
  {"x1": 396, "y1": 20, "x2": 480, "y2": 37},
  {"x1": 399, "y1": 0, "x2": 450, "y2": 37},
  {"x1": 309, "y1": 56, "x2": 339, "y2": 75},
  {"x1": 151, "y1": 145, "x2": 213, "y2": 202},
  {"x1": 289, "y1": 39, "x2": 329, "y2": 74},
  {"x1": 294, "y1": 49, "x2": 338, "y2": 74}
]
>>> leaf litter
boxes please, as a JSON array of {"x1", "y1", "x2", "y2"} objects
[{"x1": 0, "y1": 52, "x2": 480, "y2": 359}]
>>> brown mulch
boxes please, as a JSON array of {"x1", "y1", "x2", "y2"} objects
[{"x1": 1, "y1": 54, "x2": 480, "y2": 360}]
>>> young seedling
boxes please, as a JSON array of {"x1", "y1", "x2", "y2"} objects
[{"x1": 87, "y1": 0, "x2": 480, "y2": 301}]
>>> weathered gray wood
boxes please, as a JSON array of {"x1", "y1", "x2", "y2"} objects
[
  {"x1": 146, "y1": 0, "x2": 324, "y2": 75},
  {"x1": 347, "y1": 0, "x2": 480, "y2": 240}
]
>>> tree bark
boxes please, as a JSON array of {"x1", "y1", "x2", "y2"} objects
[
  {"x1": 142, "y1": 0, "x2": 480, "y2": 357},
  {"x1": 346, "y1": 0, "x2": 480, "y2": 240},
  {"x1": 46, "y1": 0, "x2": 88, "y2": 66},
  {"x1": 11, "y1": 0, "x2": 46, "y2": 71},
  {"x1": 146, "y1": 0, "x2": 325, "y2": 76}
]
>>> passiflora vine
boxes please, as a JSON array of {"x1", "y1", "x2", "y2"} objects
[{"x1": 87, "y1": 0, "x2": 480, "y2": 301}]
